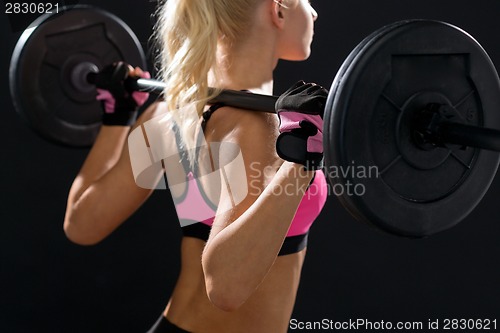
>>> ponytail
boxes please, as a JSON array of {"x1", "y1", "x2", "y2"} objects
[{"x1": 154, "y1": 0, "x2": 259, "y2": 161}]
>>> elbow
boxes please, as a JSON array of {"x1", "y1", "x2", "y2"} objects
[
  {"x1": 202, "y1": 257, "x2": 249, "y2": 312},
  {"x1": 63, "y1": 218, "x2": 103, "y2": 246},
  {"x1": 205, "y1": 280, "x2": 247, "y2": 312},
  {"x1": 201, "y1": 241, "x2": 258, "y2": 312}
]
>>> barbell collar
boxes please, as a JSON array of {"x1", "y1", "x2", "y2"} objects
[{"x1": 414, "y1": 103, "x2": 500, "y2": 152}]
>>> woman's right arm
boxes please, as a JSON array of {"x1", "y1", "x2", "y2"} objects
[{"x1": 63, "y1": 103, "x2": 163, "y2": 245}]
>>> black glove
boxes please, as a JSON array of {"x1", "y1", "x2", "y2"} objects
[
  {"x1": 275, "y1": 81, "x2": 328, "y2": 170},
  {"x1": 95, "y1": 62, "x2": 150, "y2": 126}
]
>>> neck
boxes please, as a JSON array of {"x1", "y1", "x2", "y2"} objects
[
  {"x1": 211, "y1": 45, "x2": 277, "y2": 95},
  {"x1": 209, "y1": 5, "x2": 280, "y2": 96}
]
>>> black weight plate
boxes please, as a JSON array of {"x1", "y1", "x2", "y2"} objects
[
  {"x1": 323, "y1": 20, "x2": 500, "y2": 237},
  {"x1": 9, "y1": 5, "x2": 147, "y2": 147}
]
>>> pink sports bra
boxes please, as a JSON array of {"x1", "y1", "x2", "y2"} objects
[{"x1": 175, "y1": 104, "x2": 328, "y2": 256}]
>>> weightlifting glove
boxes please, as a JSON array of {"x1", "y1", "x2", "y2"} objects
[
  {"x1": 276, "y1": 81, "x2": 328, "y2": 170},
  {"x1": 95, "y1": 62, "x2": 150, "y2": 126}
]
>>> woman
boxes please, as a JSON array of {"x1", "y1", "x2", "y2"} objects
[{"x1": 63, "y1": 0, "x2": 327, "y2": 332}]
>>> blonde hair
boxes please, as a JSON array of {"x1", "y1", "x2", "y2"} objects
[{"x1": 154, "y1": 0, "x2": 261, "y2": 163}]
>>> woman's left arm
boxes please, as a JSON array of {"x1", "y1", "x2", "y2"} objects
[{"x1": 201, "y1": 109, "x2": 314, "y2": 312}]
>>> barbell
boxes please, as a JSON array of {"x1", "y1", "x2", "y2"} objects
[{"x1": 9, "y1": 6, "x2": 500, "y2": 238}]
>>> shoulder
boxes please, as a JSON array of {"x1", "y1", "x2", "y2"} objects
[
  {"x1": 135, "y1": 101, "x2": 169, "y2": 128},
  {"x1": 132, "y1": 101, "x2": 176, "y2": 142},
  {"x1": 128, "y1": 101, "x2": 181, "y2": 163},
  {"x1": 205, "y1": 106, "x2": 283, "y2": 179},
  {"x1": 206, "y1": 106, "x2": 279, "y2": 145}
]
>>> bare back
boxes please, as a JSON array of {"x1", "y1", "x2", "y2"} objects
[{"x1": 161, "y1": 105, "x2": 308, "y2": 332}]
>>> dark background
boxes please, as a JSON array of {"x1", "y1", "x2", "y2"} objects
[{"x1": 1, "y1": 1, "x2": 500, "y2": 332}]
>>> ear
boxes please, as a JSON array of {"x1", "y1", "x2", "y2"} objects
[{"x1": 270, "y1": 0, "x2": 285, "y2": 29}]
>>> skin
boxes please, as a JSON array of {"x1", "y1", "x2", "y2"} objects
[{"x1": 63, "y1": 0, "x2": 319, "y2": 332}]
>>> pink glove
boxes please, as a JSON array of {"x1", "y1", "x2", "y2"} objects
[
  {"x1": 95, "y1": 62, "x2": 150, "y2": 126},
  {"x1": 276, "y1": 81, "x2": 328, "y2": 170},
  {"x1": 278, "y1": 112, "x2": 323, "y2": 153}
]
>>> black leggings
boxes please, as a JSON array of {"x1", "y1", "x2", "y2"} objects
[{"x1": 146, "y1": 315, "x2": 190, "y2": 333}]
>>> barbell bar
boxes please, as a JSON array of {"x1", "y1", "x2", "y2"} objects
[
  {"x1": 92, "y1": 73, "x2": 500, "y2": 154},
  {"x1": 87, "y1": 72, "x2": 280, "y2": 114},
  {"x1": 9, "y1": 6, "x2": 500, "y2": 237}
]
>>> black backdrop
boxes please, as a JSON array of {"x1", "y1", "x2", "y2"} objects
[{"x1": 1, "y1": 1, "x2": 500, "y2": 332}]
